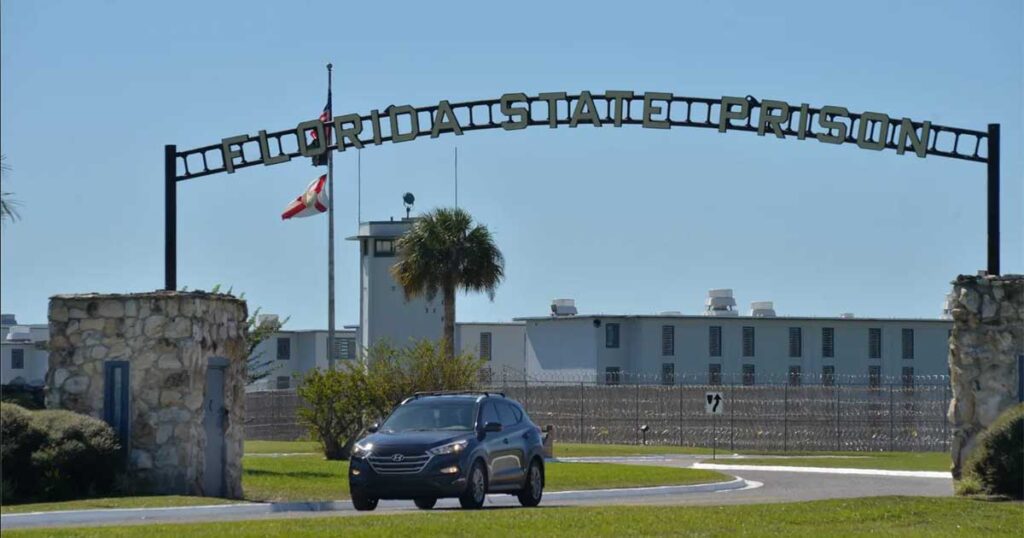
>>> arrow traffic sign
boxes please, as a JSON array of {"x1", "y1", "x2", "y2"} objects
[{"x1": 705, "y1": 392, "x2": 724, "y2": 415}]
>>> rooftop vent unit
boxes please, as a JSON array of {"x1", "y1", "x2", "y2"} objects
[
  {"x1": 704, "y1": 289, "x2": 738, "y2": 317},
  {"x1": 839, "y1": 313, "x2": 856, "y2": 319},
  {"x1": 255, "y1": 314, "x2": 280, "y2": 328},
  {"x1": 551, "y1": 299, "x2": 578, "y2": 317},
  {"x1": 941, "y1": 293, "x2": 956, "y2": 320},
  {"x1": 5, "y1": 326, "x2": 32, "y2": 342},
  {"x1": 749, "y1": 301, "x2": 776, "y2": 317}
]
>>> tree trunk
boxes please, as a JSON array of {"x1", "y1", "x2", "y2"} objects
[{"x1": 443, "y1": 285, "x2": 456, "y2": 360}]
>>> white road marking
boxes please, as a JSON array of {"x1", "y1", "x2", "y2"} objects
[{"x1": 692, "y1": 463, "x2": 950, "y2": 479}]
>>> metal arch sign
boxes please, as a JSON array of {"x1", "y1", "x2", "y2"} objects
[{"x1": 164, "y1": 90, "x2": 1001, "y2": 289}]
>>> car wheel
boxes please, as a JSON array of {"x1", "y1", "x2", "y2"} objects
[
  {"x1": 413, "y1": 497, "x2": 437, "y2": 510},
  {"x1": 351, "y1": 488, "x2": 379, "y2": 511},
  {"x1": 459, "y1": 461, "x2": 487, "y2": 509},
  {"x1": 517, "y1": 459, "x2": 544, "y2": 507}
]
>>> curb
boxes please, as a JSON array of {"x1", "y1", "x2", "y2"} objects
[
  {"x1": 692, "y1": 463, "x2": 951, "y2": 479},
  {"x1": 0, "y1": 478, "x2": 747, "y2": 529}
]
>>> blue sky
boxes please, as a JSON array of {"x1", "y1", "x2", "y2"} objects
[{"x1": 1, "y1": 0, "x2": 1021, "y2": 329}]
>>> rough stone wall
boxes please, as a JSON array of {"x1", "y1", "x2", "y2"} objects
[
  {"x1": 947, "y1": 274, "x2": 1023, "y2": 478},
  {"x1": 46, "y1": 291, "x2": 248, "y2": 498}
]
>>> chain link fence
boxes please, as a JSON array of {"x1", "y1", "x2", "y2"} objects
[{"x1": 244, "y1": 370, "x2": 951, "y2": 452}]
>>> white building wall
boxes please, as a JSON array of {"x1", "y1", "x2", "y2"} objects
[
  {"x1": 455, "y1": 323, "x2": 526, "y2": 379},
  {"x1": 247, "y1": 329, "x2": 357, "y2": 391},
  {"x1": 524, "y1": 317, "x2": 598, "y2": 381},
  {"x1": 518, "y1": 315, "x2": 951, "y2": 385}
]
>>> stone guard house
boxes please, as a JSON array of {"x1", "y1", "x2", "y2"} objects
[{"x1": 46, "y1": 291, "x2": 248, "y2": 498}]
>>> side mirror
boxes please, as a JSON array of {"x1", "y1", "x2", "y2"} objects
[
  {"x1": 367, "y1": 423, "x2": 379, "y2": 433},
  {"x1": 483, "y1": 422, "x2": 502, "y2": 433}
]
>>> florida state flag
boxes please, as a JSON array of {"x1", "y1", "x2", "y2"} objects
[{"x1": 281, "y1": 175, "x2": 328, "y2": 219}]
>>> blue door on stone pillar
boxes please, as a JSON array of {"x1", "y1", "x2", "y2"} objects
[
  {"x1": 203, "y1": 358, "x2": 227, "y2": 497},
  {"x1": 103, "y1": 361, "x2": 130, "y2": 452}
]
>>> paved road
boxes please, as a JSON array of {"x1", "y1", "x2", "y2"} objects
[{"x1": 2, "y1": 455, "x2": 952, "y2": 529}]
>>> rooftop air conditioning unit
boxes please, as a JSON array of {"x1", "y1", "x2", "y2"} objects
[
  {"x1": 551, "y1": 299, "x2": 578, "y2": 317},
  {"x1": 839, "y1": 313, "x2": 856, "y2": 319},
  {"x1": 749, "y1": 301, "x2": 776, "y2": 317},
  {"x1": 941, "y1": 293, "x2": 956, "y2": 320},
  {"x1": 256, "y1": 314, "x2": 280, "y2": 328},
  {"x1": 5, "y1": 326, "x2": 32, "y2": 342},
  {"x1": 704, "y1": 289, "x2": 739, "y2": 317},
  {"x1": 660, "y1": 311, "x2": 683, "y2": 316}
]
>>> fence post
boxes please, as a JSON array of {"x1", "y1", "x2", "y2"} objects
[
  {"x1": 889, "y1": 383, "x2": 895, "y2": 452},
  {"x1": 634, "y1": 380, "x2": 640, "y2": 445},
  {"x1": 943, "y1": 380, "x2": 950, "y2": 452},
  {"x1": 783, "y1": 382, "x2": 789, "y2": 453},
  {"x1": 578, "y1": 381, "x2": 584, "y2": 445},
  {"x1": 835, "y1": 380, "x2": 841, "y2": 451},
  {"x1": 523, "y1": 371, "x2": 529, "y2": 413},
  {"x1": 678, "y1": 382, "x2": 683, "y2": 446},
  {"x1": 730, "y1": 381, "x2": 735, "y2": 451}
]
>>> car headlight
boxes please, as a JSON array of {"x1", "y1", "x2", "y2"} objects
[
  {"x1": 352, "y1": 441, "x2": 373, "y2": 458},
  {"x1": 428, "y1": 440, "x2": 468, "y2": 456}
]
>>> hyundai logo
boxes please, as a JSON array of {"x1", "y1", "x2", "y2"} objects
[{"x1": 392, "y1": 454, "x2": 405, "y2": 462}]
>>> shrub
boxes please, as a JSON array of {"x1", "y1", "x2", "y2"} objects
[
  {"x1": 1, "y1": 403, "x2": 46, "y2": 502},
  {"x1": 0, "y1": 403, "x2": 123, "y2": 503},
  {"x1": 298, "y1": 339, "x2": 483, "y2": 460},
  {"x1": 961, "y1": 403, "x2": 1024, "y2": 499}
]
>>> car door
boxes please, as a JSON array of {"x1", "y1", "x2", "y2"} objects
[
  {"x1": 496, "y1": 401, "x2": 527, "y2": 484},
  {"x1": 478, "y1": 400, "x2": 512, "y2": 487}
]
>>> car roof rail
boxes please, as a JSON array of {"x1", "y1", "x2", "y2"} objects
[{"x1": 403, "y1": 390, "x2": 506, "y2": 403}]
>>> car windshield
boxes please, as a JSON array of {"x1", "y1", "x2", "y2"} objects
[{"x1": 380, "y1": 400, "x2": 477, "y2": 432}]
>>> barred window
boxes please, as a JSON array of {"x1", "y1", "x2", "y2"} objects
[
  {"x1": 869, "y1": 328, "x2": 882, "y2": 359},
  {"x1": 332, "y1": 337, "x2": 357, "y2": 360},
  {"x1": 742, "y1": 327, "x2": 755, "y2": 357},
  {"x1": 11, "y1": 348, "x2": 24, "y2": 370},
  {"x1": 661, "y1": 325, "x2": 674, "y2": 356},
  {"x1": 606, "y1": 323, "x2": 620, "y2": 348},
  {"x1": 709, "y1": 326, "x2": 722, "y2": 357},
  {"x1": 902, "y1": 367, "x2": 914, "y2": 390},
  {"x1": 901, "y1": 329, "x2": 914, "y2": 359},
  {"x1": 276, "y1": 376, "x2": 290, "y2": 390},
  {"x1": 788, "y1": 366, "x2": 802, "y2": 386},
  {"x1": 742, "y1": 364, "x2": 755, "y2": 386},
  {"x1": 868, "y1": 365, "x2": 882, "y2": 388},
  {"x1": 480, "y1": 332, "x2": 493, "y2": 361},
  {"x1": 708, "y1": 364, "x2": 722, "y2": 386},
  {"x1": 788, "y1": 327, "x2": 802, "y2": 358},
  {"x1": 374, "y1": 239, "x2": 395, "y2": 257},
  {"x1": 822, "y1": 365, "x2": 835, "y2": 387},
  {"x1": 661, "y1": 363, "x2": 675, "y2": 385},
  {"x1": 605, "y1": 366, "x2": 621, "y2": 385},
  {"x1": 276, "y1": 338, "x2": 291, "y2": 360},
  {"x1": 822, "y1": 327, "x2": 835, "y2": 358}
]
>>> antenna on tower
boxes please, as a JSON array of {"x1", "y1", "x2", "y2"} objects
[{"x1": 403, "y1": 192, "x2": 415, "y2": 219}]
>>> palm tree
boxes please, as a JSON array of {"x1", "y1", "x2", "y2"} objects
[
  {"x1": 391, "y1": 207, "x2": 505, "y2": 358},
  {"x1": 0, "y1": 154, "x2": 18, "y2": 223}
]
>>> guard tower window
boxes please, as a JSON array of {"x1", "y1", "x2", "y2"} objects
[{"x1": 374, "y1": 239, "x2": 396, "y2": 257}]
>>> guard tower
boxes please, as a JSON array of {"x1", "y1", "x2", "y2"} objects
[{"x1": 347, "y1": 218, "x2": 443, "y2": 355}]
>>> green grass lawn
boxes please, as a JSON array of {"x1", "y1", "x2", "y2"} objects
[
  {"x1": 242, "y1": 455, "x2": 729, "y2": 502},
  {"x1": 700, "y1": 451, "x2": 950, "y2": 472},
  {"x1": 6, "y1": 497, "x2": 1021, "y2": 537},
  {"x1": 244, "y1": 440, "x2": 319, "y2": 454},
  {"x1": 0, "y1": 496, "x2": 239, "y2": 515}
]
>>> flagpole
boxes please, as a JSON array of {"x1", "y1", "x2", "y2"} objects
[{"x1": 326, "y1": 63, "x2": 336, "y2": 371}]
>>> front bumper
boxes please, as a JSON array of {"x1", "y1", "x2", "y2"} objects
[{"x1": 348, "y1": 455, "x2": 468, "y2": 499}]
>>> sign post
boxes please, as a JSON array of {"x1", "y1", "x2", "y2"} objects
[{"x1": 706, "y1": 391, "x2": 724, "y2": 460}]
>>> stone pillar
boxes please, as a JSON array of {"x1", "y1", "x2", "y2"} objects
[
  {"x1": 947, "y1": 274, "x2": 1023, "y2": 478},
  {"x1": 46, "y1": 291, "x2": 248, "y2": 498}
]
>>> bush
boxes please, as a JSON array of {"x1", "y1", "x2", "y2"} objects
[
  {"x1": 1, "y1": 385, "x2": 45, "y2": 409},
  {"x1": 0, "y1": 403, "x2": 123, "y2": 503},
  {"x1": 298, "y1": 339, "x2": 483, "y2": 460},
  {"x1": 961, "y1": 403, "x2": 1024, "y2": 499},
  {"x1": 1, "y1": 403, "x2": 46, "y2": 503}
]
